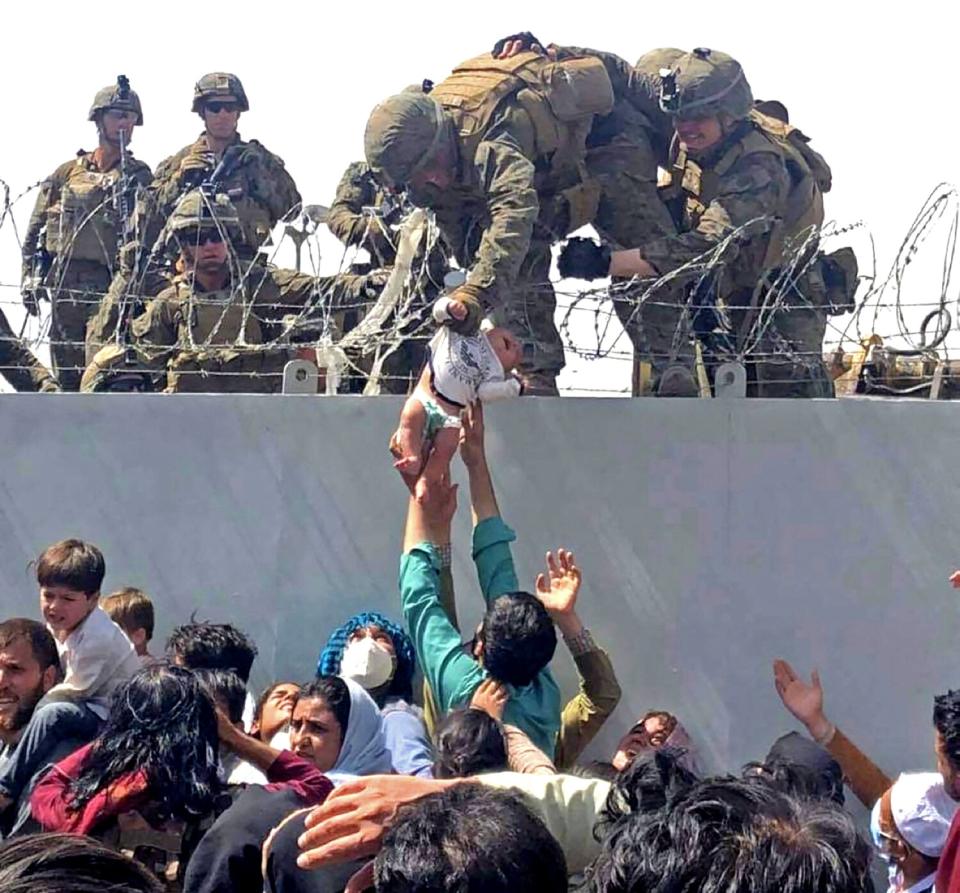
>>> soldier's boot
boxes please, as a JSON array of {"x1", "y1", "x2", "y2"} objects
[{"x1": 521, "y1": 369, "x2": 560, "y2": 396}]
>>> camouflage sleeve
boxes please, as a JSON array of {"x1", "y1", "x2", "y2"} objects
[
  {"x1": 248, "y1": 143, "x2": 302, "y2": 224},
  {"x1": 555, "y1": 45, "x2": 634, "y2": 95},
  {"x1": 464, "y1": 108, "x2": 540, "y2": 308},
  {"x1": 326, "y1": 162, "x2": 396, "y2": 266},
  {"x1": 641, "y1": 152, "x2": 790, "y2": 276},
  {"x1": 130, "y1": 291, "x2": 179, "y2": 362},
  {"x1": 20, "y1": 161, "x2": 71, "y2": 281}
]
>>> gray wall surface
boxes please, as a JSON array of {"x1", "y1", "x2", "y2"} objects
[{"x1": 1, "y1": 394, "x2": 958, "y2": 780}]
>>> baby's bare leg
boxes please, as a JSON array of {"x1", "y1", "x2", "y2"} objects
[
  {"x1": 392, "y1": 395, "x2": 427, "y2": 475},
  {"x1": 415, "y1": 426, "x2": 460, "y2": 503}
]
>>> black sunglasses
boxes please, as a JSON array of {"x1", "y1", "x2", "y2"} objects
[
  {"x1": 205, "y1": 101, "x2": 239, "y2": 114},
  {"x1": 179, "y1": 229, "x2": 224, "y2": 246}
]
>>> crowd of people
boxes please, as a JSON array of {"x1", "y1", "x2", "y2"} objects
[
  {"x1": 0, "y1": 397, "x2": 957, "y2": 892},
  {"x1": 4, "y1": 35, "x2": 859, "y2": 397}
]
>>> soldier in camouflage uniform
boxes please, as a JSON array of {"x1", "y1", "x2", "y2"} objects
[
  {"x1": 488, "y1": 35, "x2": 694, "y2": 394},
  {"x1": 0, "y1": 313, "x2": 59, "y2": 392},
  {"x1": 559, "y1": 48, "x2": 835, "y2": 398},
  {"x1": 20, "y1": 77, "x2": 151, "y2": 390},
  {"x1": 83, "y1": 191, "x2": 383, "y2": 394},
  {"x1": 325, "y1": 159, "x2": 449, "y2": 394},
  {"x1": 364, "y1": 47, "x2": 678, "y2": 395},
  {"x1": 88, "y1": 72, "x2": 301, "y2": 364}
]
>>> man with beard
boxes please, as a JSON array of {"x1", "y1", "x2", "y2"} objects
[{"x1": 0, "y1": 619, "x2": 88, "y2": 838}]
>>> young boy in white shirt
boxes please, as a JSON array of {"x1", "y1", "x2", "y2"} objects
[{"x1": 0, "y1": 539, "x2": 141, "y2": 812}]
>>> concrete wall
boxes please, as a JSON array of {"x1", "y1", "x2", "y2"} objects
[{"x1": 2, "y1": 394, "x2": 958, "y2": 779}]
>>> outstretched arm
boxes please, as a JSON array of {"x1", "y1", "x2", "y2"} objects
[
  {"x1": 772, "y1": 659, "x2": 892, "y2": 808},
  {"x1": 460, "y1": 403, "x2": 520, "y2": 602},
  {"x1": 400, "y1": 472, "x2": 481, "y2": 712},
  {"x1": 537, "y1": 549, "x2": 622, "y2": 769}
]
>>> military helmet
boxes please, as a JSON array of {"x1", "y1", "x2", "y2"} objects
[
  {"x1": 660, "y1": 48, "x2": 754, "y2": 121},
  {"x1": 364, "y1": 93, "x2": 448, "y2": 188},
  {"x1": 634, "y1": 48, "x2": 684, "y2": 81},
  {"x1": 192, "y1": 72, "x2": 249, "y2": 113},
  {"x1": 167, "y1": 190, "x2": 241, "y2": 239},
  {"x1": 88, "y1": 75, "x2": 143, "y2": 125},
  {"x1": 80, "y1": 344, "x2": 156, "y2": 393}
]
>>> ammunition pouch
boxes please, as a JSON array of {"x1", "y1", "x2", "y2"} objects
[
  {"x1": 819, "y1": 246, "x2": 859, "y2": 315},
  {"x1": 45, "y1": 171, "x2": 120, "y2": 266}
]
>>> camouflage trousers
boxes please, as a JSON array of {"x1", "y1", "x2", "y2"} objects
[
  {"x1": 0, "y1": 307, "x2": 58, "y2": 392},
  {"x1": 43, "y1": 260, "x2": 112, "y2": 391},
  {"x1": 487, "y1": 236, "x2": 564, "y2": 396},
  {"x1": 586, "y1": 136, "x2": 693, "y2": 382},
  {"x1": 717, "y1": 286, "x2": 833, "y2": 398}
]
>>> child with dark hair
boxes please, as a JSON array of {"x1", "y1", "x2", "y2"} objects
[
  {"x1": 318, "y1": 610, "x2": 432, "y2": 776},
  {"x1": 29, "y1": 664, "x2": 221, "y2": 835},
  {"x1": 184, "y1": 677, "x2": 392, "y2": 893},
  {"x1": 0, "y1": 540, "x2": 140, "y2": 816},
  {"x1": 433, "y1": 706, "x2": 508, "y2": 779},
  {"x1": 166, "y1": 621, "x2": 257, "y2": 682}
]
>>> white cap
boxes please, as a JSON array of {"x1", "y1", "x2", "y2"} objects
[{"x1": 890, "y1": 771, "x2": 958, "y2": 857}]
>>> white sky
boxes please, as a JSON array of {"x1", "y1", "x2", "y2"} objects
[{"x1": 1, "y1": 0, "x2": 957, "y2": 394}]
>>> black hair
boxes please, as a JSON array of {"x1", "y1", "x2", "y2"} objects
[
  {"x1": 597, "y1": 747, "x2": 699, "y2": 836},
  {"x1": 254, "y1": 680, "x2": 299, "y2": 724},
  {"x1": 586, "y1": 774, "x2": 874, "y2": 893},
  {"x1": 297, "y1": 677, "x2": 351, "y2": 737},
  {"x1": 374, "y1": 785, "x2": 567, "y2": 892},
  {"x1": 0, "y1": 833, "x2": 162, "y2": 893},
  {"x1": 743, "y1": 758, "x2": 846, "y2": 806},
  {"x1": 934, "y1": 689, "x2": 960, "y2": 773},
  {"x1": 433, "y1": 708, "x2": 508, "y2": 779},
  {"x1": 192, "y1": 667, "x2": 246, "y2": 726},
  {"x1": 166, "y1": 619, "x2": 257, "y2": 682},
  {"x1": 69, "y1": 664, "x2": 220, "y2": 821},
  {"x1": 570, "y1": 761, "x2": 620, "y2": 783},
  {"x1": 35, "y1": 539, "x2": 105, "y2": 595},
  {"x1": 479, "y1": 592, "x2": 556, "y2": 688},
  {"x1": 0, "y1": 618, "x2": 59, "y2": 672}
]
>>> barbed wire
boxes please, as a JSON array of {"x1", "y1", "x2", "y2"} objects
[{"x1": 2, "y1": 170, "x2": 959, "y2": 395}]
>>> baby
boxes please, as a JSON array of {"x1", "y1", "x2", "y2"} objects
[{"x1": 392, "y1": 294, "x2": 523, "y2": 500}]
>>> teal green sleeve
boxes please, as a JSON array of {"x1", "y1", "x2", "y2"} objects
[
  {"x1": 471, "y1": 517, "x2": 519, "y2": 602},
  {"x1": 400, "y1": 544, "x2": 483, "y2": 711}
]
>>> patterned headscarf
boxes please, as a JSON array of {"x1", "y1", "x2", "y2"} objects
[{"x1": 317, "y1": 611, "x2": 416, "y2": 703}]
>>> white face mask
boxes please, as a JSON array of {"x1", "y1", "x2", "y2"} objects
[{"x1": 340, "y1": 637, "x2": 396, "y2": 691}]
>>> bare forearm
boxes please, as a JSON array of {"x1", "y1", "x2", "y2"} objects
[
  {"x1": 609, "y1": 249, "x2": 657, "y2": 279},
  {"x1": 467, "y1": 459, "x2": 499, "y2": 524},
  {"x1": 403, "y1": 495, "x2": 452, "y2": 552},
  {"x1": 554, "y1": 611, "x2": 585, "y2": 640},
  {"x1": 221, "y1": 726, "x2": 282, "y2": 771}
]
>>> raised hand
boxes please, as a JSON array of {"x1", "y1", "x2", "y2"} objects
[
  {"x1": 470, "y1": 678, "x2": 509, "y2": 720},
  {"x1": 950, "y1": 570, "x2": 960, "y2": 588},
  {"x1": 772, "y1": 659, "x2": 831, "y2": 740},
  {"x1": 535, "y1": 549, "x2": 582, "y2": 618}
]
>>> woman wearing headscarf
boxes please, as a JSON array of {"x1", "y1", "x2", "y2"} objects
[
  {"x1": 183, "y1": 676, "x2": 391, "y2": 893},
  {"x1": 610, "y1": 710, "x2": 700, "y2": 776},
  {"x1": 318, "y1": 611, "x2": 433, "y2": 777}
]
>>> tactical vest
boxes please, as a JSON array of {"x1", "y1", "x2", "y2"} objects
[
  {"x1": 430, "y1": 51, "x2": 614, "y2": 230},
  {"x1": 669, "y1": 111, "x2": 830, "y2": 271},
  {"x1": 44, "y1": 159, "x2": 125, "y2": 266},
  {"x1": 172, "y1": 281, "x2": 264, "y2": 348}
]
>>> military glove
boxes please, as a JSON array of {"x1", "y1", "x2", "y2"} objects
[
  {"x1": 558, "y1": 237, "x2": 611, "y2": 281},
  {"x1": 21, "y1": 277, "x2": 43, "y2": 316},
  {"x1": 491, "y1": 32, "x2": 545, "y2": 57}
]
